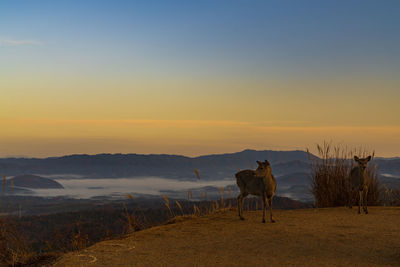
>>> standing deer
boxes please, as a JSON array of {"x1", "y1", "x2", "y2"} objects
[
  {"x1": 236, "y1": 160, "x2": 277, "y2": 223},
  {"x1": 349, "y1": 155, "x2": 372, "y2": 214}
]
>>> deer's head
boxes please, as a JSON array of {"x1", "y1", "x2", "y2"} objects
[
  {"x1": 255, "y1": 160, "x2": 272, "y2": 176},
  {"x1": 354, "y1": 155, "x2": 371, "y2": 171}
]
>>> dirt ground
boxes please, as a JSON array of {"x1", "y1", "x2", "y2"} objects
[{"x1": 54, "y1": 207, "x2": 400, "y2": 266}]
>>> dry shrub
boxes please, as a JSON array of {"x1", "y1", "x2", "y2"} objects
[
  {"x1": 382, "y1": 186, "x2": 400, "y2": 206},
  {"x1": 393, "y1": 190, "x2": 400, "y2": 206},
  {"x1": 308, "y1": 142, "x2": 381, "y2": 208},
  {"x1": 70, "y1": 222, "x2": 88, "y2": 251},
  {"x1": 0, "y1": 217, "x2": 31, "y2": 266},
  {"x1": 121, "y1": 200, "x2": 149, "y2": 234},
  {"x1": 365, "y1": 166, "x2": 381, "y2": 206}
]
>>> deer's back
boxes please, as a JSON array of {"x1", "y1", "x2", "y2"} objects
[
  {"x1": 235, "y1": 170, "x2": 275, "y2": 197},
  {"x1": 235, "y1": 170, "x2": 257, "y2": 189}
]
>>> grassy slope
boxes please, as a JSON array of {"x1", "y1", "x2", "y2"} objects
[{"x1": 54, "y1": 207, "x2": 400, "y2": 266}]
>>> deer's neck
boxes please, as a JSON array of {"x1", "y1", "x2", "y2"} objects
[
  {"x1": 362, "y1": 168, "x2": 367, "y2": 180},
  {"x1": 254, "y1": 167, "x2": 272, "y2": 181}
]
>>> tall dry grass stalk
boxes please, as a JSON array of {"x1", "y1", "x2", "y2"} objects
[
  {"x1": 163, "y1": 194, "x2": 174, "y2": 217},
  {"x1": 193, "y1": 204, "x2": 201, "y2": 216},
  {"x1": 194, "y1": 169, "x2": 201, "y2": 180},
  {"x1": 218, "y1": 187, "x2": 225, "y2": 211},
  {"x1": 126, "y1": 193, "x2": 135, "y2": 200},
  {"x1": 175, "y1": 200, "x2": 184, "y2": 216},
  {"x1": 71, "y1": 222, "x2": 88, "y2": 251},
  {"x1": 308, "y1": 142, "x2": 381, "y2": 207},
  {"x1": 122, "y1": 195, "x2": 150, "y2": 234},
  {"x1": 214, "y1": 201, "x2": 219, "y2": 211},
  {"x1": 228, "y1": 186, "x2": 232, "y2": 209},
  {"x1": 122, "y1": 201, "x2": 135, "y2": 233}
]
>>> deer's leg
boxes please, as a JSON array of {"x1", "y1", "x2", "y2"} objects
[
  {"x1": 237, "y1": 194, "x2": 244, "y2": 220},
  {"x1": 241, "y1": 194, "x2": 247, "y2": 219},
  {"x1": 348, "y1": 188, "x2": 353, "y2": 209},
  {"x1": 262, "y1": 195, "x2": 266, "y2": 223},
  {"x1": 238, "y1": 192, "x2": 247, "y2": 220},
  {"x1": 358, "y1": 190, "x2": 362, "y2": 214},
  {"x1": 237, "y1": 194, "x2": 242, "y2": 219},
  {"x1": 268, "y1": 197, "x2": 275, "y2": 223},
  {"x1": 363, "y1": 187, "x2": 368, "y2": 214}
]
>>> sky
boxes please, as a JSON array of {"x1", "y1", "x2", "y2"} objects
[{"x1": 1, "y1": 0, "x2": 399, "y2": 158}]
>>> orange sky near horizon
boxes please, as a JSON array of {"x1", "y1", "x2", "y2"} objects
[
  {"x1": 1, "y1": 74, "x2": 399, "y2": 158},
  {"x1": 0, "y1": 118, "x2": 399, "y2": 158}
]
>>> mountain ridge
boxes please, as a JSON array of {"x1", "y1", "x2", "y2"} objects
[
  {"x1": 0, "y1": 149, "x2": 399, "y2": 181},
  {"x1": 0, "y1": 149, "x2": 313, "y2": 179}
]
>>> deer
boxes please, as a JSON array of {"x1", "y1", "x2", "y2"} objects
[
  {"x1": 236, "y1": 160, "x2": 277, "y2": 223},
  {"x1": 349, "y1": 155, "x2": 372, "y2": 214}
]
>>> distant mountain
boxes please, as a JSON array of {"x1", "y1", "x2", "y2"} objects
[
  {"x1": 7, "y1": 175, "x2": 64, "y2": 189},
  {"x1": 0, "y1": 149, "x2": 313, "y2": 179},
  {"x1": 276, "y1": 172, "x2": 310, "y2": 186},
  {"x1": 273, "y1": 161, "x2": 311, "y2": 176},
  {"x1": 374, "y1": 158, "x2": 400, "y2": 176},
  {"x1": 379, "y1": 175, "x2": 400, "y2": 190},
  {"x1": 0, "y1": 150, "x2": 398, "y2": 183}
]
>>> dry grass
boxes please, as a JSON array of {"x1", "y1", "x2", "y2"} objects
[
  {"x1": 383, "y1": 186, "x2": 400, "y2": 206},
  {"x1": 308, "y1": 142, "x2": 381, "y2": 208},
  {"x1": 394, "y1": 190, "x2": 400, "y2": 205},
  {"x1": 175, "y1": 200, "x2": 184, "y2": 216},
  {"x1": 163, "y1": 194, "x2": 174, "y2": 218},
  {"x1": 0, "y1": 217, "x2": 33, "y2": 266},
  {"x1": 0, "y1": 175, "x2": 32, "y2": 266},
  {"x1": 70, "y1": 222, "x2": 88, "y2": 251},
  {"x1": 193, "y1": 168, "x2": 200, "y2": 180},
  {"x1": 121, "y1": 195, "x2": 152, "y2": 234}
]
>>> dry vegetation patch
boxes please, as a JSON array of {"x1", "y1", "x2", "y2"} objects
[{"x1": 308, "y1": 143, "x2": 381, "y2": 207}]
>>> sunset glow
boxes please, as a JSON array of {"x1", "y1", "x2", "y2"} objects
[{"x1": 1, "y1": 0, "x2": 399, "y2": 157}]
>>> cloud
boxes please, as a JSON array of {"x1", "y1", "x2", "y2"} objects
[{"x1": 0, "y1": 39, "x2": 43, "y2": 46}]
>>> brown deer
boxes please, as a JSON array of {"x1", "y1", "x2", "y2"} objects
[
  {"x1": 236, "y1": 160, "x2": 277, "y2": 223},
  {"x1": 349, "y1": 155, "x2": 372, "y2": 214}
]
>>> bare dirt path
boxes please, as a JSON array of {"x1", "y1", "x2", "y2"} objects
[{"x1": 54, "y1": 207, "x2": 400, "y2": 266}]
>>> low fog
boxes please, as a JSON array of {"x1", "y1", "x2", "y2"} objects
[{"x1": 27, "y1": 177, "x2": 235, "y2": 199}]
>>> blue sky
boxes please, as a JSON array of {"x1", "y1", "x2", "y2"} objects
[{"x1": 2, "y1": 0, "x2": 399, "y2": 78}]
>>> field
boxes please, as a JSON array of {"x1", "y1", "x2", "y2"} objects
[{"x1": 54, "y1": 207, "x2": 400, "y2": 266}]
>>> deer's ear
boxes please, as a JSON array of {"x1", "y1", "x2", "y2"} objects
[
  {"x1": 354, "y1": 156, "x2": 359, "y2": 162},
  {"x1": 366, "y1": 155, "x2": 372, "y2": 161},
  {"x1": 264, "y1": 160, "x2": 270, "y2": 166},
  {"x1": 256, "y1": 161, "x2": 262, "y2": 166}
]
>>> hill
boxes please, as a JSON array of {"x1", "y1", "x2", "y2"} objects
[
  {"x1": 54, "y1": 207, "x2": 400, "y2": 266},
  {"x1": 7, "y1": 175, "x2": 64, "y2": 189},
  {"x1": 0, "y1": 150, "x2": 399, "y2": 182},
  {"x1": 0, "y1": 150, "x2": 313, "y2": 179}
]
